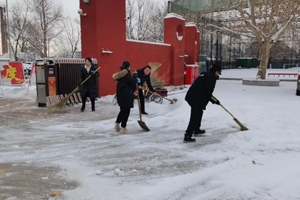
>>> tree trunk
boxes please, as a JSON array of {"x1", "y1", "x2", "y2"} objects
[
  {"x1": 257, "y1": 42, "x2": 272, "y2": 79},
  {"x1": 14, "y1": 35, "x2": 21, "y2": 61},
  {"x1": 42, "y1": 0, "x2": 47, "y2": 57}
]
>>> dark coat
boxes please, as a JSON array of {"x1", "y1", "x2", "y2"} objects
[
  {"x1": 80, "y1": 65, "x2": 100, "y2": 99},
  {"x1": 133, "y1": 68, "x2": 154, "y2": 92},
  {"x1": 116, "y1": 69, "x2": 137, "y2": 108},
  {"x1": 185, "y1": 71, "x2": 218, "y2": 110}
]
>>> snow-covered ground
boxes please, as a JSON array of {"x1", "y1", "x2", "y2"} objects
[{"x1": 0, "y1": 69, "x2": 300, "y2": 200}]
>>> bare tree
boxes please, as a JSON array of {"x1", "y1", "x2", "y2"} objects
[
  {"x1": 136, "y1": 0, "x2": 154, "y2": 41},
  {"x1": 23, "y1": 0, "x2": 63, "y2": 57},
  {"x1": 147, "y1": 2, "x2": 168, "y2": 42},
  {"x1": 126, "y1": 0, "x2": 154, "y2": 40},
  {"x1": 207, "y1": 0, "x2": 300, "y2": 79},
  {"x1": 53, "y1": 16, "x2": 81, "y2": 58},
  {"x1": 126, "y1": 0, "x2": 136, "y2": 40},
  {"x1": 126, "y1": 0, "x2": 168, "y2": 42},
  {"x1": 9, "y1": 2, "x2": 30, "y2": 60}
]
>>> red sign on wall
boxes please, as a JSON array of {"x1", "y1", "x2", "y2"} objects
[{"x1": 0, "y1": 62, "x2": 25, "y2": 85}]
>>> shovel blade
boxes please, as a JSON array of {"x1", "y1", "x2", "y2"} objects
[{"x1": 138, "y1": 120, "x2": 150, "y2": 131}]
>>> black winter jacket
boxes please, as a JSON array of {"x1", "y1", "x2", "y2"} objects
[
  {"x1": 133, "y1": 68, "x2": 154, "y2": 92},
  {"x1": 80, "y1": 65, "x2": 100, "y2": 99},
  {"x1": 116, "y1": 69, "x2": 137, "y2": 108},
  {"x1": 185, "y1": 71, "x2": 218, "y2": 110}
]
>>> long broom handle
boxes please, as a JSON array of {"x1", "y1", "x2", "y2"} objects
[
  {"x1": 136, "y1": 84, "x2": 142, "y2": 120},
  {"x1": 220, "y1": 104, "x2": 235, "y2": 118},
  {"x1": 79, "y1": 67, "x2": 101, "y2": 87},
  {"x1": 211, "y1": 96, "x2": 235, "y2": 118},
  {"x1": 145, "y1": 89, "x2": 173, "y2": 102},
  {"x1": 69, "y1": 67, "x2": 101, "y2": 98},
  {"x1": 211, "y1": 96, "x2": 248, "y2": 131},
  {"x1": 59, "y1": 67, "x2": 100, "y2": 102}
]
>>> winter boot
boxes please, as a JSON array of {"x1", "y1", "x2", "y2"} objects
[
  {"x1": 114, "y1": 123, "x2": 121, "y2": 132},
  {"x1": 194, "y1": 129, "x2": 206, "y2": 135},
  {"x1": 183, "y1": 133, "x2": 196, "y2": 143},
  {"x1": 91, "y1": 103, "x2": 95, "y2": 112},
  {"x1": 119, "y1": 127, "x2": 131, "y2": 134},
  {"x1": 80, "y1": 105, "x2": 85, "y2": 112}
]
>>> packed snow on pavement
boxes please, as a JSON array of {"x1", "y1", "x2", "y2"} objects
[{"x1": 0, "y1": 68, "x2": 300, "y2": 200}]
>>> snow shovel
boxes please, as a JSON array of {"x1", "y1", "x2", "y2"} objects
[
  {"x1": 211, "y1": 96, "x2": 248, "y2": 131},
  {"x1": 146, "y1": 90, "x2": 177, "y2": 104},
  {"x1": 52, "y1": 67, "x2": 100, "y2": 111},
  {"x1": 136, "y1": 85, "x2": 150, "y2": 131}
]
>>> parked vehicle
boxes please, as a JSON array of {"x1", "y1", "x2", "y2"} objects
[{"x1": 23, "y1": 62, "x2": 33, "y2": 79}]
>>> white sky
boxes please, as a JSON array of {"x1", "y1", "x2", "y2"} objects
[
  {"x1": 2, "y1": 0, "x2": 79, "y2": 18},
  {"x1": 3, "y1": 0, "x2": 168, "y2": 19}
]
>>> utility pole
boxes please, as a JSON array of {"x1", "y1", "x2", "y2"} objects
[
  {"x1": 216, "y1": 31, "x2": 219, "y2": 61},
  {"x1": 0, "y1": 6, "x2": 8, "y2": 55},
  {"x1": 5, "y1": 0, "x2": 11, "y2": 60},
  {"x1": 220, "y1": 32, "x2": 222, "y2": 67},
  {"x1": 229, "y1": 35, "x2": 232, "y2": 67}
]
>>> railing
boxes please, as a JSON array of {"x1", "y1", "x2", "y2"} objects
[{"x1": 267, "y1": 73, "x2": 298, "y2": 77}]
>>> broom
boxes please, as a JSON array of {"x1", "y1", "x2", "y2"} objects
[
  {"x1": 136, "y1": 84, "x2": 150, "y2": 131},
  {"x1": 145, "y1": 90, "x2": 177, "y2": 104},
  {"x1": 211, "y1": 96, "x2": 248, "y2": 131},
  {"x1": 148, "y1": 62, "x2": 162, "y2": 73},
  {"x1": 52, "y1": 67, "x2": 100, "y2": 111}
]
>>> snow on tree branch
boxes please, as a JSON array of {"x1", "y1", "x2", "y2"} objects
[
  {"x1": 271, "y1": 15, "x2": 295, "y2": 42},
  {"x1": 231, "y1": 0, "x2": 267, "y2": 39},
  {"x1": 207, "y1": 24, "x2": 255, "y2": 38}
]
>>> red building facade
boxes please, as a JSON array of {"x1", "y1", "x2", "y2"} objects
[{"x1": 80, "y1": 0, "x2": 200, "y2": 96}]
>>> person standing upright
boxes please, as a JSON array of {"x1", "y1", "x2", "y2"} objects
[
  {"x1": 113, "y1": 61, "x2": 137, "y2": 134},
  {"x1": 133, "y1": 66, "x2": 157, "y2": 115},
  {"x1": 79, "y1": 57, "x2": 100, "y2": 112},
  {"x1": 184, "y1": 64, "x2": 222, "y2": 142}
]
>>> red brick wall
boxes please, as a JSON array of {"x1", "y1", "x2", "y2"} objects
[
  {"x1": 80, "y1": 0, "x2": 99, "y2": 59},
  {"x1": 164, "y1": 15, "x2": 186, "y2": 85},
  {"x1": 80, "y1": 0, "x2": 199, "y2": 96},
  {"x1": 93, "y1": 41, "x2": 172, "y2": 97},
  {"x1": 125, "y1": 40, "x2": 172, "y2": 85},
  {"x1": 185, "y1": 24, "x2": 200, "y2": 65}
]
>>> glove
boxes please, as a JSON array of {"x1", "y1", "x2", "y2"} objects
[
  {"x1": 211, "y1": 96, "x2": 220, "y2": 105},
  {"x1": 136, "y1": 78, "x2": 141, "y2": 84},
  {"x1": 90, "y1": 71, "x2": 97, "y2": 76}
]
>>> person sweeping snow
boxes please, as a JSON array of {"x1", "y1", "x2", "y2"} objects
[
  {"x1": 79, "y1": 57, "x2": 100, "y2": 112},
  {"x1": 184, "y1": 64, "x2": 222, "y2": 142},
  {"x1": 133, "y1": 66, "x2": 158, "y2": 115},
  {"x1": 112, "y1": 61, "x2": 138, "y2": 134}
]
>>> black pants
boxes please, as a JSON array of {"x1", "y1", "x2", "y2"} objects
[
  {"x1": 186, "y1": 107, "x2": 203, "y2": 137},
  {"x1": 82, "y1": 91, "x2": 95, "y2": 110},
  {"x1": 138, "y1": 89, "x2": 145, "y2": 112},
  {"x1": 116, "y1": 107, "x2": 131, "y2": 128}
]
